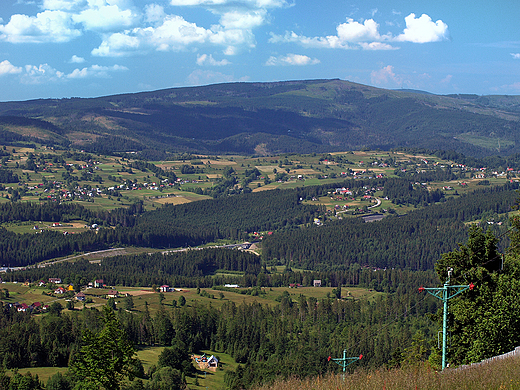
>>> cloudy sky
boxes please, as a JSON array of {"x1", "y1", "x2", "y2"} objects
[{"x1": 0, "y1": 0, "x2": 519, "y2": 101}]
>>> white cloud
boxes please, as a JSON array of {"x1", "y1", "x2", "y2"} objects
[
  {"x1": 337, "y1": 18, "x2": 382, "y2": 42},
  {"x1": 209, "y1": 27, "x2": 256, "y2": 52},
  {"x1": 219, "y1": 10, "x2": 267, "y2": 30},
  {"x1": 21, "y1": 63, "x2": 65, "y2": 84},
  {"x1": 359, "y1": 42, "x2": 395, "y2": 50},
  {"x1": 511, "y1": 53, "x2": 520, "y2": 59},
  {"x1": 370, "y1": 65, "x2": 401, "y2": 87},
  {"x1": 270, "y1": 13, "x2": 448, "y2": 51},
  {"x1": 197, "y1": 53, "x2": 231, "y2": 66},
  {"x1": 0, "y1": 10, "x2": 81, "y2": 43},
  {"x1": 72, "y1": 4, "x2": 137, "y2": 31},
  {"x1": 91, "y1": 32, "x2": 140, "y2": 56},
  {"x1": 92, "y1": 13, "x2": 258, "y2": 57},
  {"x1": 269, "y1": 18, "x2": 391, "y2": 50},
  {"x1": 69, "y1": 54, "x2": 85, "y2": 63},
  {"x1": 269, "y1": 31, "x2": 347, "y2": 49},
  {"x1": 265, "y1": 53, "x2": 320, "y2": 66},
  {"x1": 0, "y1": 60, "x2": 23, "y2": 75},
  {"x1": 395, "y1": 13, "x2": 449, "y2": 43},
  {"x1": 67, "y1": 64, "x2": 128, "y2": 78},
  {"x1": 145, "y1": 4, "x2": 166, "y2": 24},
  {"x1": 150, "y1": 15, "x2": 211, "y2": 49}
]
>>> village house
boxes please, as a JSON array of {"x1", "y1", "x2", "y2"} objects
[
  {"x1": 160, "y1": 285, "x2": 171, "y2": 293},
  {"x1": 49, "y1": 278, "x2": 62, "y2": 284},
  {"x1": 106, "y1": 290, "x2": 119, "y2": 298},
  {"x1": 54, "y1": 287, "x2": 66, "y2": 294},
  {"x1": 207, "y1": 355, "x2": 219, "y2": 368},
  {"x1": 313, "y1": 280, "x2": 322, "y2": 287},
  {"x1": 94, "y1": 279, "x2": 104, "y2": 288},
  {"x1": 75, "y1": 292, "x2": 86, "y2": 301}
]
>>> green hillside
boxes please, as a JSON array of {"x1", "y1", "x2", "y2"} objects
[{"x1": 1, "y1": 79, "x2": 520, "y2": 157}]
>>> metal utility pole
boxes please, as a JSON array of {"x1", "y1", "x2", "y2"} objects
[
  {"x1": 419, "y1": 267, "x2": 473, "y2": 370},
  {"x1": 328, "y1": 350, "x2": 362, "y2": 373}
]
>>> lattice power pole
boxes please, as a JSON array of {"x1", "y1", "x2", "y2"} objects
[
  {"x1": 328, "y1": 350, "x2": 362, "y2": 373},
  {"x1": 419, "y1": 267, "x2": 474, "y2": 370}
]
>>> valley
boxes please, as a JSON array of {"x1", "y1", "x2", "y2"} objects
[{"x1": 1, "y1": 80, "x2": 520, "y2": 389}]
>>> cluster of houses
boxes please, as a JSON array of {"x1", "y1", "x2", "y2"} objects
[
  {"x1": 10, "y1": 301, "x2": 48, "y2": 313},
  {"x1": 41, "y1": 278, "x2": 120, "y2": 301},
  {"x1": 14, "y1": 175, "x2": 186, "y2": 203},
  {"x1": 289, "y1": 280, "x2": 322, "y2": 288},
  {"x1": 159, "y1": 285, "x2": 184, "y2": 292}
]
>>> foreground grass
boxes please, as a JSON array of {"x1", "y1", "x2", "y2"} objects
[{"x1": 254, "y1": 357, "x2": 520, "y2": 390}]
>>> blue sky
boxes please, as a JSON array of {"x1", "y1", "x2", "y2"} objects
[{"x1": 0, "y1": 0, "x2": 519, "y2": 101}]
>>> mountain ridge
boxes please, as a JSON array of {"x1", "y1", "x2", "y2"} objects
[{"x1": 1, "y1": 79, "x2": 520, "y2": 157}]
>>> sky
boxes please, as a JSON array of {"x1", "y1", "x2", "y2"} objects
[{"x1": 0, "y1": 0, "x2": 519, "y2": 102}]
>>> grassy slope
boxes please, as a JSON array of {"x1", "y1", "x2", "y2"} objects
[{"x1": 254, "y1": 355, "x2": 520, "y2": 390}]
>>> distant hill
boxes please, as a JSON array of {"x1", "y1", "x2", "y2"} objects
[{"x1": 1, "y1": 79, "x2": 520, "y2": 157}]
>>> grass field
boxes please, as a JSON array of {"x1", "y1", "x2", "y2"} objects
[
  {"x1": 11, "y1": 367, "x2": 68, "y2": 384},
  {"x1": 1, "y1": 282, "x2": 381, "y2": 317}
]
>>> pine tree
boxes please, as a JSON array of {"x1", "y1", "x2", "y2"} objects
[{"x1": 71, "y1": 305, "x2": 139, "y2": 390}]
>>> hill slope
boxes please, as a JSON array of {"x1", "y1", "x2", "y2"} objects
[{"x1": 1, "y1": 79, "x2": 520, "y2": 156}]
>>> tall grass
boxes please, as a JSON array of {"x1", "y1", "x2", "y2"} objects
[{"x1": 254, "y1": 357, "x2": 520, "y2": 390}]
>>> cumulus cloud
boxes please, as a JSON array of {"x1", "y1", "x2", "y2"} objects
[
  {"x1": 4, "y1": 59, "x2": 128, "y2": 84},
  {"x1": 219, "y1": 9, "x2": 267, "y2": 30},
  {"x1": 21, "y1": 63, "x2": 65, "y2": 84},
  {"x1": 90, "y1": 15, "x2": 212, "y2": 56},
  {"x1": 0, "y1": 10, "x2": 81, "y2": 43},
  {"x1": 1, "y1": 0, "x2": 139, "y2": 44},
  {"x1": 69, "y1": 55, "x2": 85, "y2": 63},
  {"x1": 2, "y1": 0, "x2": 285, "y2": 57},
  {"x1": 163, "y1": 0, "x2": 286, "y2": 55},
  {"x1": 197, "y1": 53, "x2": 231, "y2": 66},
  {"x1": 72, "y1": 3, "x2": 138, "y2": 31},
  {"x1": 67, "y1": 64, "x2": 128, "y2": 78},
  {"x1": 269, "y1": 18, "x2": 390, "y2": 50},
  {"x1": 0, "y1": 60, "x2": 23, "y2": 75},
  {"x1": 265, "y1": 53, "x2": 320, "y2": 66},
  {"x1": 92, "y1": 13, "x2": 258, "y2": 57},
  {"x1": 395, "y1": 13, "x2": 449, "y2": 43},
  {"x1": 511, "y1": 53, "x2": 520, "y2": 59},
  {"x1": 270, "y1": 12, "x2": 448, "y2": 50},
  {"x1": 91, "y1": 32, "x2": 141, "y2": 56}
]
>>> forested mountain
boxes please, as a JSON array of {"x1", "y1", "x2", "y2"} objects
[{"x1": 1, "y1": 79, "x2": 520, "y2": 157}]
